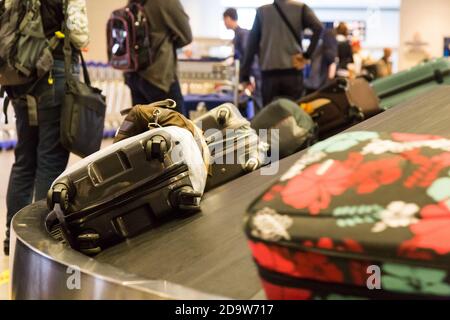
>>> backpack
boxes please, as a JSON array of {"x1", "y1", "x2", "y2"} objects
[
  {"x1": 107, "y1": 0, "x2": 152, "y2": 72},
  {"x1": 0, "y1": 0, "x2": 57, "y2": 86}
]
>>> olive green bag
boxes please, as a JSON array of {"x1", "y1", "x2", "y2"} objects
[{"x1": 0, "y1": 0, "x2": 57, "y2": 86}]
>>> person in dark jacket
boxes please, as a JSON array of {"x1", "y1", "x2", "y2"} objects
[
  {"x1": 241, "y1": 0, "x2": 323, "y2": 106},
  {"x1": 223, "y1": 7, "x2": 263, "y2": 111},
  {"x1": 304, "y1": 28, "x2": 338, "y2": 93},
  {"x1": 3, "y1": 0, "x2": 88, "y2": 256},
  {"x1": 124, "y1": 0, "x2": 193, "y2": 114},
  {"x1": 223, "y1": 8, "x2": 249, "y2": 61}
]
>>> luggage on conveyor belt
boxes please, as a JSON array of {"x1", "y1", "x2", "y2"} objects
[
  {"x1": 194, "y1": 103, "x2": 269, "y2": 191},
  {"x1": 193, "y1": 102, "x2": 250, "y2": 136},
  {"x1": 115, "y1": 99, "x2": 197, "y2": 142},
  {"x1": 251, "y1": 98, "x2": 317, "y2": 159},
  {"x1": 114, "y1": 99, "x2": 210, "y2": 166},
  {"x1": 298, "y1": 78, "x2": 382, "y2": 140},
  {"x1": 246, "y1": 131, "x2": 450, "y2": 300},
  {"x1": 47, "y1": 126, "x2": 208, "y2": 255},
  {"x1": 372, "y1": 58, "x2": 450, "y2": 110}
]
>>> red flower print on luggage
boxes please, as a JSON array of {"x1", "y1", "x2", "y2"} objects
[
  {"x1": 280, "y1": 160, "x2": 353, "y2": 215},
  {"x1": 399, "y1": 248, "x2": 434, "y2": 261},
  {"x1": 401, "y1": 202, "x2": 450, "y2": 256},
  {"x1": 391, "y1": 132, "x2": 443, "y2": 142},
  {"x1": 262, "y1": 185, "x2": 285, "y2": 202},
  {"x1": 262, "y1": 280, "x2": 312, "y2": 300},
  {"x1": 292, "y1": 251, "x2": 345, "y2": 283},
  {"x1": 304, "y1": 237, "x2": 364, "y2": 253},
  {"x1": 350, "y1": 156, "x2": 403, "y2": 194},
  {"x1": 403, "y1": 150, "x2": 450, "y2": 189},
  {"x1": 246, "y1": 131, "x2": 450, "y2": 300},
  {"x1": 341, "y1": 239, "x2": 365, "y2": 253},
  {"x1": 349, "y1": 261, "x2": 373, "y2": 286},
  {"x1": 248, "y1": 241, "x2": 295, "y2": 275},
  {"x1": 249, "y1": 241, "x2": 344, "y2": 283}
]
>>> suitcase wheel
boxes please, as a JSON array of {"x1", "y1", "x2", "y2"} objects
[
  {"x1": 244, "y1": 158, "x2": 260, "y2": 172},
  {"x1": 77, "y1": 231, "x2": 102, "y2": 256},
  {"x1": 217, "y1": 108, "x2": 230, "y2": 126},
  {"x1": 77, "y1": 233, "x2": 100, "y2": 241},
  {"x1": 47, "y1": 183, "x2": 71, "y2": 213},
  {"x1": 336, "y1": 78, "x2": 348, "y2": 90},
  {"x1": 171, "y1": 186, "x2": 202, "y2": 211},
  {"x1": 145, "y1": 135, "x2": 170, "y2": 162},
  {"x1": 349, "y1": 106, "x2": 365, "y2": 122},
  {"x1": 49, "y1": 224, "x2": 65, "y2": 243},
  {"x1": 80, "y1": 247, "x2": 102, "y2": 256}
]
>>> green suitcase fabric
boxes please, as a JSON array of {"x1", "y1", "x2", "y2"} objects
[{"x1": 372, "y1": 58, "x2": 450, "y2": 110}]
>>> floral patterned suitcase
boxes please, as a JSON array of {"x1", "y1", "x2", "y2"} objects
[{"x1": 245, "y1": 131, "x2": 450, "y2": 300}]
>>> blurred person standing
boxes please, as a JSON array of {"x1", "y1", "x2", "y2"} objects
[
  {"x1": 223, "y1": 8, "x2": 250, "y2": 62},
  {"x1": 1, "y1": 0, "x2": 89, "y2": 256},
  {"x1": 349, "y1": 39, "x2": 363, "y2": 78},
  {"x1": 124, "y1": 0, "x2": 193, "y2": 113},
  {"x1": 223, "y1": 8, "x2": 263, "y2": 111},
  {"x1": 335, "y1": 22, "x2": 353, "y2": 78},
  {"x1": 304, "y1": 28, "x2": 338, "y2": 94},
  {"x1": 376, "y1": 48, "x2": 394, "y2": 78},
  {"x1": 241, "y1": 0, "x2": 323, "y2": 106}
]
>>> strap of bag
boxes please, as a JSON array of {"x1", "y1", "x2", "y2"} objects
[
  {"x1": 273, "y1": 2, "x2": 304, "y2": 51},
  {"x1": 0, "y1": 87, "x2": 9, "y2": 124},
  {"x1": 120, "y1": 99, "x2": 177, "y2": 116},
  {"x1": 63, "y1": 0, "x2": 90, "y2": 87},
  {"x1": 79, "y1": 51, "x2": 91, "y2": 86}
]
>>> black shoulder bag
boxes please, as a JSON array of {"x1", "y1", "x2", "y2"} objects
[{"x1": 61, "y1": 1, "x2": 106, "y2": 158}]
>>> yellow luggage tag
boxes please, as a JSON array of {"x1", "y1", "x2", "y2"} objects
[
  {"x1": 47, "y1": 31, "x2": 66, "y2": 85},
  {"x1": 48, "y1": 70, "x2": 54, "y2": 85},
  {"x1": 55, "y1": 31, "x2": 65, "y2": 39},
  {"x1": 300, "y1": 98, "x2": 332, "y2": 114}
]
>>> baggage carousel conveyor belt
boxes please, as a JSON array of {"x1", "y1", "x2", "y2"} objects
[{"x1": 11, "y1": 87, "x2": 450, "y2": 300}]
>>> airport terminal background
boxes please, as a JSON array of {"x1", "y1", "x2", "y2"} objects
[{"x1": 1, "y1": 0, "x2": 450, "y2": 300}]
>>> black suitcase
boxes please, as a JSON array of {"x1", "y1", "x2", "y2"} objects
[
  {"x1": 194, "y1": 104, "x2": 269, "y2": 191},
  {"x1": 299, "y1": 78, "x2": 382, "y2": 139},
  {"x1": 47, "y1": 126, "x2": 208, "y2": 255}
]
